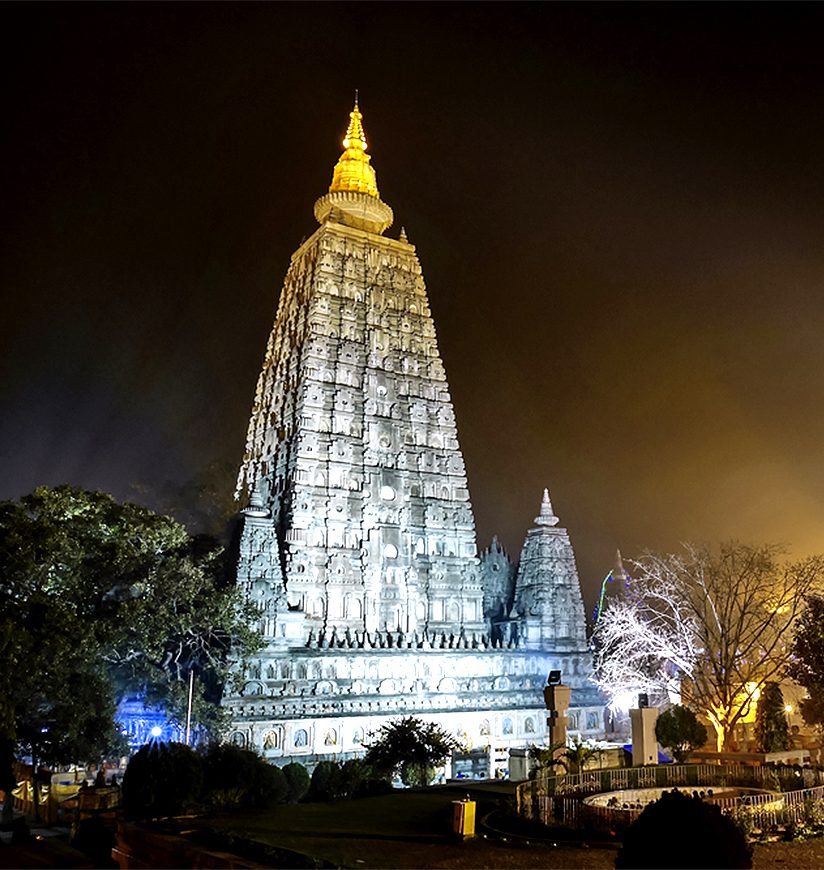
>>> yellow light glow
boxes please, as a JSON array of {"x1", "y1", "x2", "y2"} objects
[
  {"x1": 733, "y1": 683, "x2": 761, "y2": 724},
  {"x1": 329, "y1": 99, "x2": 380, "y2": 198},
  {"x1": 785, "y1": 704, "x2": 793, "y2": 713},
  {"x1": 745, "y1": 682, "x2": 761, "y2": 702}
]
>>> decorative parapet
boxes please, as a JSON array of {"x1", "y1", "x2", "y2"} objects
[
  {"x1": 303, "y1": 627, "x2": 501, "y2": 650},
  {"x1": 314, "y1": 190, "x2": 393, "y2": 235}
]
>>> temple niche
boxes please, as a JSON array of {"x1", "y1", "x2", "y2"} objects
[{"x1": 223, "y1": 101, "x2": 603, "y2": 771}]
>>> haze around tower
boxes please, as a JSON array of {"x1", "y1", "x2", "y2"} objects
[{"x1": 3, "y1": 4, "x2": 824, "y2": 615}]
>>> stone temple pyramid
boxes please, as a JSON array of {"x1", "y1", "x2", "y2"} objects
[{"x1": 223, "y1": 100, "x2": 602, "y2": 769}]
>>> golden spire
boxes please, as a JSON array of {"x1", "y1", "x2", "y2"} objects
[{"x1": 329, "y1": 96, "x2": 380, "y2": 198}]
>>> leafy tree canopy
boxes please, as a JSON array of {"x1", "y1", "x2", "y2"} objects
[
  {"x1": 789, "y1": 595, "x2": 824, "y2": 732},
  {"x1": 0, "y1": 485, "x2": 261, "y2": 767},
  {"x1": 363, "y1": 717, "x2": 458, "y2": 787},
  {"x1": 655, "y1": 704, "x2": 708, "y2": 763}
]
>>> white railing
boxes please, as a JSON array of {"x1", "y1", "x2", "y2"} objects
[{"x1": 516, "y1": 763, "x2": 824, "y2": 837}]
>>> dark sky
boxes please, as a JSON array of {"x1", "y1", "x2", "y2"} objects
[{"x1": 4, "y1": 3, "x2": 824, "y2": 614}]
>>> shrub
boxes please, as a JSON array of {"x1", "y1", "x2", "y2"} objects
[
  {"x1": 282, "y1": 762, "x2": 310, "y2": 803},
  {"x1": 122, "y1": 741, "x2": 204, "y2": 820},
  {"x1": 201, "y1": 743, "x2": 287, "y2": 809},
  {"x1": 255, "y1": 762, "x2": 287, "y2": 807},
  {"x1": 615, "y1": 790, "x2": 752, "y2": 869},
  {"x1": 341, "y1": 758, "x2": 393, "y2": 799},
  {"x1": 309, "y1": 760, "x2": 347, "y2": 801}
]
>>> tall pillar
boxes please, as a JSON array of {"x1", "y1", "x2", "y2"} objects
[
  {"x1": 543, "y1": 682, "x2": 572, "y2": 762},
  {"x1": 630, "y1": 706, "x2": 659, "y2": 766}
]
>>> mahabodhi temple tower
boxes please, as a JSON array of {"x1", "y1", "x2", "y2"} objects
[{"x1": 223, "y1": 101, "x2": 603, "y2": 768}]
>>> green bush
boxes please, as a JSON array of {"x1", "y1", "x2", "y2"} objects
[
  {"x1": 122, "y1": 741, "x2": 204, "y2": 820},
  {"x1": 309, "y1": 760, "x2": 347, "y2": 801},
  {"x1": 616, "y1": 790, "x2": 752, "y2": 869},
  {"x1": 282, "y1": 762, "x2": 310, "y2": 803},
  {"x1": 341, "y1": 758, "x2": 393, "y2": 798},
  {"x1": 256, "y1": 762, "x2": 287, "y2": 807},
  {"x1": 201, "y1": 743, "x2": 287, "y2": 809}
]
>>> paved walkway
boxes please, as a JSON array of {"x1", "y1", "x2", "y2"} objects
[{"x1": 0, "y1": 821, "x2": 93, "y2": 869}]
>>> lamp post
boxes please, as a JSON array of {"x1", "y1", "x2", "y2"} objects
[{"x1": 185, "y1": 669, "x2": 195, "y2": 746}]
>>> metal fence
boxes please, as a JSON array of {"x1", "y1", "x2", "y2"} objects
[{"x1": 516, "y1": 763, "x2": 824, "y2": 836}]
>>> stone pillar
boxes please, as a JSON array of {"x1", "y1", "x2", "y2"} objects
[
  {"x1": 508, "y1": 747, "x2": 530, "y2": 781},
  {"x1": 630, "y1": 707, "x2": 659, "y2": 766},
  {"x1": 543, "y1": 684, "x2": 572, "y2": 761}
]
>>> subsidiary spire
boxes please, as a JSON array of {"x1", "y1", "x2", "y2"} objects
[
  {"x1": 329, "y1": 96, "x2": 380, "y2": 198},
  {"x1": 534, "y1": 488, "x2": 560, "y2": 527}
]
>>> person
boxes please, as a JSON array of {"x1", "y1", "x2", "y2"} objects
[{"x1": 94, "y1": 768, "x2": 106, "y2": 788}]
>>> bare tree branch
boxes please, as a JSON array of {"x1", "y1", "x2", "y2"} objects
[{"x1": 593, "y1": 543, "x2": 824, "y2": 750}]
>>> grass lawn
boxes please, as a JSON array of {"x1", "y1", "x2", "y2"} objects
[
  {"x1": 201, "y1": 786, "x2": 618, "y2": 869},
  {"x1": 191, "y1": 784, "x2": 824, "y2": 869}
]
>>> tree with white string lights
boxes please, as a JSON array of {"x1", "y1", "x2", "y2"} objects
[{"x1": 593, "y1": 543, "x2": 824, "y2": 751}]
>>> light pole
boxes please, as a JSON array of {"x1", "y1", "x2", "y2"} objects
[{"x1": 185, "y1": 669, "x2": 195, "y2": 746}]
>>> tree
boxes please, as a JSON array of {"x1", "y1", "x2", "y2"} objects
[
  {"x1": 593, "y1": 543, "x2": 824, "y2": 751},
  {"x1": 363, "y1": 717, "x2": 458, "y2": 787},
  {"x1": 789, "y1": 595, "x2": 824, "y2": 732},
  {"x1": 655, "y1": 704, "x2": 708, "y2": 763},
  {"x1": 615, "y1": 790, "x2": 752, "y2": 869},
  {"x1": 0, "y1": 486, "x2": 261, "y2": 767},
  {"x1": 754, "y1": 682, "x2": 790, "y2": 753}
]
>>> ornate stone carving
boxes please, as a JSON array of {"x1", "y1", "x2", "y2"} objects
[{"x1": 225, "y1": 103, "x2": 601, "y2": 765}]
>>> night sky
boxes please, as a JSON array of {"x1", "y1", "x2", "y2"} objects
[{"x1": 4, "y1": 3, "x2": 824, "y2": 614}]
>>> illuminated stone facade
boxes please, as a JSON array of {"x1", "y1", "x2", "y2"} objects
[{"x1": 223, "y1": 102, "x2": 602, "y2": 769}]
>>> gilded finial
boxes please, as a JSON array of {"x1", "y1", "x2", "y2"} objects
[
  {"x1": 314, "y1": 97, "x2": 394, "y2": 233},
  {"x1": 329, "y1": 97, "x2": 380, "y2": 198}
]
